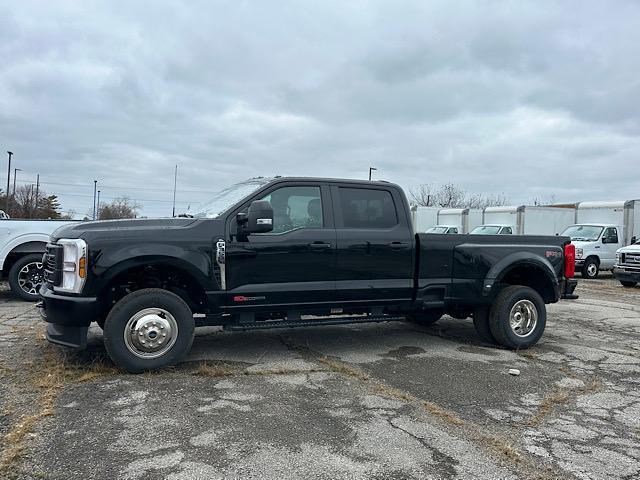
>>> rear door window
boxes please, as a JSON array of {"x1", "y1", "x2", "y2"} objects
[{"x1": 338, "y1": 188, "x2": 397, "y2": 229}]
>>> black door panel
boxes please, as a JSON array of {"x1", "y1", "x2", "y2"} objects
[
  {"x1": 332, "y1": 185, "x2": 414, "y2": 302},
  {"x1": 224, "y1": 184, "x2": 336, "y2": 309}
]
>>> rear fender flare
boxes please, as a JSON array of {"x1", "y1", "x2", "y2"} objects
[{"x1": 482, "y1": 252, "x2": 557, "y2": 298}]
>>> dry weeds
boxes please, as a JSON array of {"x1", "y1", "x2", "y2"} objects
[{"x1": 0, "y1": 346, "x2": 118, "y2": 477}]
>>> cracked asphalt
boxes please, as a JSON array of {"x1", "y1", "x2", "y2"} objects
[{"x1": 1, "y1": 276, "x2": 639, "y2": 479}]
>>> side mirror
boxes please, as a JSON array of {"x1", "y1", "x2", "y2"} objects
[{"x1": 247, "y1": 200, "x2": 273, "y2": 233}]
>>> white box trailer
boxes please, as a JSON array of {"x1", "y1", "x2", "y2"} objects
[
  {"x1": 437, "y1": 208, "x2": 483, "y2": 234},
  {"x1": 411, "y1": 206, "x2": 440, "y2": 232},
  {"x1": 482, "y1": 206, "x2": 575, "y2": 235},
  {"x1": 576, "y1": 200, "x2": 640, "y2": 245},
  {"x1": 482, "y1": 207, "x2": 518, "y2": 232}
]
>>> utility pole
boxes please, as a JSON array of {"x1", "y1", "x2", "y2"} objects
[
  {"x1": 172, "y1": 164, "x2": 178, "y2": 217},
  {"x1": 34, "y1": 174, "x2": 40, "y2": 216},
  {"x1": 92, "y1": 180, "x2": 97, "y2": 220},
  {"x1": 368, "y1": 166, "x2": 377, "y2": 181},
  {"x1": 5, "y1": 151, "x2": 13, "y2": 213},
  {"x1": 12, "y1": 168, "x2": 21, "y2": 196},
  {"x1": 12, "y1": 168, "x2": 21, "y2": 215},
  {"x1": 96, "y1": 190, "x2": 100, "y2": 220}
]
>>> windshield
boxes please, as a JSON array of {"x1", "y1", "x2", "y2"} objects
[
  {"x1": 470, "y1": 225, "x2": 501, "y2": 235},
  {"x1": 425, "y1": 226, "x2": 448, "y2": 234},
  {"x1": 192, "y1": 178, "x2": 272, "y2": 218},
  {"x1": 561, "y1": 225, "x2": 603, "y2": 242}
]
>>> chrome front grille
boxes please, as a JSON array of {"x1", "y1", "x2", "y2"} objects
[{"x1": 44, "y1": 243, "x2": 63, "y2": 287}]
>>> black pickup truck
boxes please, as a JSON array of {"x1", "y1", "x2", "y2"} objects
[{"x1": 40, "y1": 177, "x2": 578, "y2": 372}]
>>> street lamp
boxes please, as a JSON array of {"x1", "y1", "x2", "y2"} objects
[
  {"x1": 368, "y1": 167, "x2": 377, "y2": 181},
  {"x1": 5, "y1": 151, "x2": 13, "y2": 213},
  {"x1": 97, "y1": 190, "x2": 101, "y2": 220}
]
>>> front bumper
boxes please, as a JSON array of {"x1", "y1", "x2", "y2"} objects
[
  {"x1": 39, "y1": 285, "x2": 97, "y2": 349},
  {"x1": 613, "y1": 267, "x2": 640, "y2": 283},
  {"x1": 575, "y1": 259, "x2": 585, "y2": 267}
]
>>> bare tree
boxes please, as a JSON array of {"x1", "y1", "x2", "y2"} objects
[
  {"x1": 8, "y1": 185, "x2": 62, "y2": 218},
  {"x1": 97, "y1": 197, "x2": 141, "y2": 220},
  {"x1": 410, "y1": 183, "x2": 509, "y2": 209}
]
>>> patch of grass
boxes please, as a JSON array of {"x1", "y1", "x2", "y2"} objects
[
  {"x1": 0, "y1": 345, "x2": 119, "y2": 477},
  {"x1": 480, "y1": 435, "x2": 523, "y2": 464},
  {"x1": 371, "y1": 383, "x2": 414, "y2": 402},
  {"x1": 193, "y1": 362, "x2": 237, "y2": 378},
  {"x1": 527, "y1": 377, "x2": 601, "y2": 427},
  {"x1": 518, "y1": 350, "x2": 537, "y2": 360},
  {"x1": 422, "y1": 401, "x2": 465, "y2": 426},
  {"x1": 318, "y1": 357, "x2": 370, "y2": 381}
]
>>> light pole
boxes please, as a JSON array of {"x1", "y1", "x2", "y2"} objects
[
  {"x1": 368, "y1": 167, "x2": 377, "y2": 181},
  {"x1": 172, "y1": 164, "x2": 178, "y2": 217},
  {"x1": 5, "y1": 151, "x2": 13, "y2": 213},
  {"x1": 92, "y1": 180, "x2": 97, "y2": 220},
  {"x1": 96, "y1": 190, "x2": 101, "y2": 220}
]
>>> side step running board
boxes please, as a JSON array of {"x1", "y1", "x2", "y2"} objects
[{"x1": 225, "y1": 315, "x2": 407, "y2": 331}]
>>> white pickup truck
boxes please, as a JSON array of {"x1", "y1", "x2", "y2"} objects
[{"x1": 0, "y1": 219, "x2": 76, "y2": 300}]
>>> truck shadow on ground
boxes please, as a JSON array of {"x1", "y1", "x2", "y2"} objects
[{"x1": 76, "y1": 317, "x2": 512, "y2": 371}]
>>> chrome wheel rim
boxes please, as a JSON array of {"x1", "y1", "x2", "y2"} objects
[
  {"x1": 586, "y1": 263, "x2": 597, "y2": 277},
  {"x1": 509, "y1": 300, "x2": 538, "y2": 338},
  {"x1": 18, "y1": 261, "x2": 44, "y2": 295},
  {"x1": 123, "y1": 308, "x2": 178, "y2": 359}
]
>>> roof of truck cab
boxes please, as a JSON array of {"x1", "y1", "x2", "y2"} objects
[{"x1": 268, "y1": 176, "x2": 402, "y2": 188}]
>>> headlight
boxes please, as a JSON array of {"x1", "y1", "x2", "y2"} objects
[
  {"x1": 616, "y1": 252, "x2": 621, "y2": 264},
  {"x1": 575, "y1": 248, "x2": 583, "y2": 259},
  {"x1": 54, "y1": 239, "x2": 88, "y2": 294}
]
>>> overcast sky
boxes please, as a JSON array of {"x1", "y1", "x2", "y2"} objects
[{"x1": 1, "y1": 0, "x2": 639, "y2": 218}]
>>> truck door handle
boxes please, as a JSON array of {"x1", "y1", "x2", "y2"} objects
[
  {"x1": 389, "y1": 241, "x2": 409, "y2": 250},
  {"x1": 309, "y1": 241, "x2": 332, "y2": 249}
]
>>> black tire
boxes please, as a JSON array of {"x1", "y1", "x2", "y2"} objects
[
  {"x1": 406, "y1": 309, "x2": 444, "y2": 326},
  {"x1": 8, "y1": 253, "x2": 46, "y2": 302},
  {"x1": 489, "y1": 285, "x2": 546, "y2": 350},
  {"x1": 581, "y1": 258, "x2": 599, "y2": 279},
  {"x1": 103, "y1": 288, "x2": 195, "y2": 373},
  {"x1": 620, "y1": 281, "x2": 638, "y2": 288},
  {"x1": 472, "y1": 306, "x2": 496, "y2": 344}
]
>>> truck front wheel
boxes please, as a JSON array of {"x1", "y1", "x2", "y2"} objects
[
  {"x1": 489, "y1": 286, "x2": 546, "y2": 349},
  {"x1": 103, "y1": 288, "x2": 195, "y2": 373},
  {"x1": 581, "y1": 258, "x2": 599, "y2": 279}
]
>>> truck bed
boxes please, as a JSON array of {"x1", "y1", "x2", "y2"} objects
[{"x1": 415, "y1": 233, "x2": 570, "y2": 306}]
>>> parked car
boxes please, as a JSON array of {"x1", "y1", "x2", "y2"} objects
[
  {"x1": 562, "y1": 224, "x2": 624, "y2": 279},
  {"x1": 424, "y1": 225, "x2": 459, "y2": 234},
  {"x1": 613, "y1": 241, "x2": 640, "y2": 287},
  {"x1": 0, "y1": 219, "x2": 76, "y2": 300},
  {"x1": 470, "y1": 224, "x2": 514, "y2": 235},
  {"x1": 40, "y1": 177, "x2": 578, "y2": 372}
]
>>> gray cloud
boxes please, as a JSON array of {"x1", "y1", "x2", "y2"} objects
[{"x1": 0, "y1": 0, "x2": 639, "y2": 217}]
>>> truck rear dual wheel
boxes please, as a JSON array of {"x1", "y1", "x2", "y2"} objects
[
  {"x1": 8, "y1": 253, "x2": 46, "y2": 302},
  {"x1": 103, "y1": 288, "x2": 195, "y2": 373},
  {"x1": 472, "y1": 306, "x2": 496, "y2": 344},
  {"x1": 488, "y1": 286, "x2": 546, "y2": 349}
]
